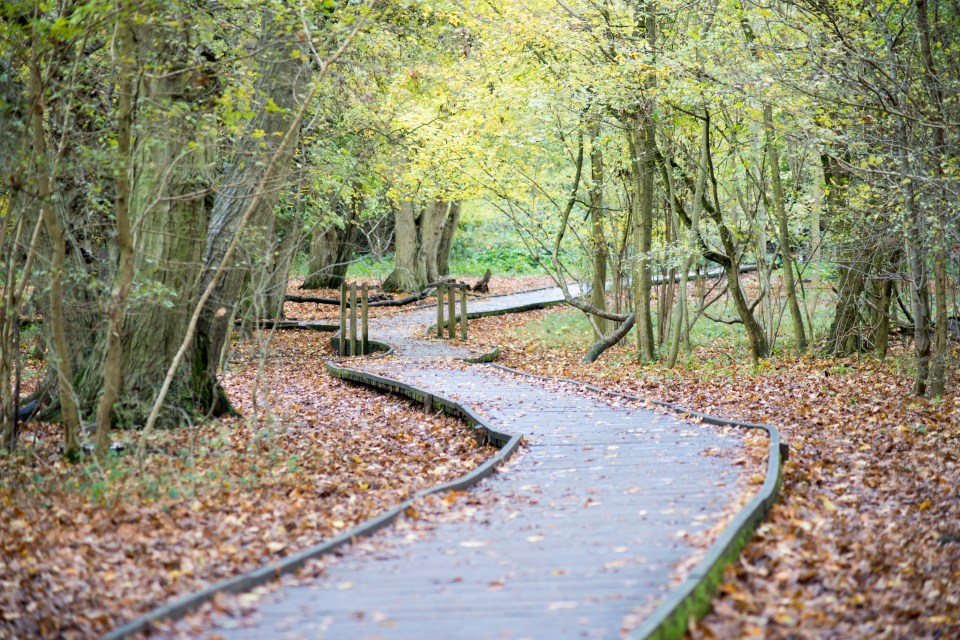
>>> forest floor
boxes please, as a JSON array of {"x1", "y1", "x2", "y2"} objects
[
  {"x1": 467, "y1": 303, "x2": 960, "y2": 639},
  {"x1": 0, "y1": 324, "x2": 495, "y2": 639},
  {"x1": 5, "y1": 274, "x2": 958, "y2": 639}
]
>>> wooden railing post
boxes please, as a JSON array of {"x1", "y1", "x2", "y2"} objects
[
  {"x1": 447, "y1": 283, "x2": 456, "y2": 339},
  {"x1": 460, "y1": 285, "x2": 468, "y2": 341},
  {"x1": 361, "y1": 283, "x2": 369, "y2": 355},
  {"x1": 436, "y1": 284, "x2": 445, "y2": 338},
  {"x1": 349, "y1": 282, "x2": 358, "y2": 356},
  {"x1": 338, "y1": 282, "x2": 347, "y2": 356}
]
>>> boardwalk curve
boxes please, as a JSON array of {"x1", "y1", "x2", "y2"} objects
[{"x1": 103, "y1": 286, "x2": 783, "y2": 640}]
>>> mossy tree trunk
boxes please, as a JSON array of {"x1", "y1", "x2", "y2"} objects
[
  {"x1": 383, "y1": 200, "x2": 459, "y2": 293},
  {"x1": 301, "y1": 189, "x2": 363, "y2": 290},
  {"x1": 382, "y1": 200, "x2": 426, "y2": 293},
  {"x1": 192, "y1": 12, "x2": 309, "y2": 416}
]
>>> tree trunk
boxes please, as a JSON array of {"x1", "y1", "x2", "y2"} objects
[
  {"x1": 827, "y1": 254, "x2": 869, "y2": 355},
  {"x1": 95, "y1": 13, "x2": 136, "y2": 457},
  {"x1": 589, "y1": 125, "x2": 609, "y2": 337},
  {"x1": 30, "y1": 56, "x2": 81, "y2": 457},
  {"x1": 897, "y1": 115, "x2": 931, "y2": 396},
  {"x1": 704, "y1": 118, "x2": 769, "y2": 360},
  {"x1": 383, "y1": 200, "x2": 427, "y2": 293},
  {"x1": 437, "y1": 201, "x2": 461, "y2": 277},
  {"x1": 383, "y1": 199, "x2": 456, "y2": 292},
  {"x1": 805, "y1": 162, "x2": 824, "y2": 329},
  {"x1": 628, "y1": 123, "x2": 656, "y2": 361},
  {"x1": 109, "y1": 18, "x2": 215, "y2": 428},
  {"x1": 192, "y1": 13, "x2": 309, "y2": 414},
  {"x1": 666, "y1": 120, "x2": 707, "y2": 368},
  {"x1": 654, "y1": 112, "x2": 767, "y2": 360},
  {"x1": 260, "y1": 214, "x2": 300, "y2": 320},
  {"x1": 302, "y1": 223, "x2": 340, "y2": 289},
  {"x1": 420, "y1": 200, "x2": 450, "y2": 284},
  {"x1": 301, "y1": 190, "x2": 362, "y2": 290},
  {"x1": 873, "y1": 274, "x2": 894, "y2": 359},
  {"x1": 930, "y1": 246, "x2": 948, "y2": 396},
  {"x1": 917, "y1": 0, "x2": 949, "y2": 397},
  {"x1": 764, "y1": 104, "x2": 807, "y2": 353}
]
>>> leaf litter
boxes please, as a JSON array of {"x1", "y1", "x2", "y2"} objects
[
  {"x1": 471, "y1": 305, "x2": 960, "y2": 639},
  {"x1": 0, "y1": 325, "x2": 495, "y2": 639}
]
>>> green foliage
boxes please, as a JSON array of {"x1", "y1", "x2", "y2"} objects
[
  {"x1": 449, "y1": 219, "x2": 546, "y2": 276},
  {"x1": 348, "y1": 253, "x2": 395, "y2": 279}
]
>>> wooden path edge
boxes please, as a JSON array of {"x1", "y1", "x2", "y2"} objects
[
  {"x1": 99, "y1": 356, "x2": 518, "y2": 640},
  {"x1": 486, "y1": 363, "x2": 786, "y2": 640}
]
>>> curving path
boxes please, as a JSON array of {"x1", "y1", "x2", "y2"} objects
[{"x1": 195, "y1": 286, "x2": 774, "y2": 640}]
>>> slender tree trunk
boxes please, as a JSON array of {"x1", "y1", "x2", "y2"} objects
[
  {"x1": 437, "y1": 201, "x2": 461, "y2": 277},
  {"x1": 898, "y1": 117, "x2": 931, "y2": 396},
  {"x1": 705, "y1": 119, "x2": 768, "y2": 360},
  {"x1": 722, "y1": 255, "x2": 766, "y2": 361},
  {"x1": 654, "y1": 112, "x2": 767, "y2": 360},
  {"x1": 931, "y1": 247, "x2": 948, "y2": 395},
  {"x1": 917, "y1": 0, "x2": 949, "y2": 397},
  {"x1": 0, "y1": 201, "x2": 39, "y2": 449},
  {"x1": 30, "y1": 56, "x2": 80, "y2": 457},
  {"x1": 589, "y1": 124, "x2": 609, "y2": 337},
  {"x1": 806, "y1": 161, "x2": 824, "y2": 328},
  {"x1": 666, "y1": 122, "x2": 706, "y2": 368},
  {"x1": 628, "y1": 123, "x2": 656, "y2": 361},
  {"x1": 95, "y1": 14, "x2": 136, "y2": 458},
  {"x1": 764, "y1": 104, "x2": 806, "y2": 352}
]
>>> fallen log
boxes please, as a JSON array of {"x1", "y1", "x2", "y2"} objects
[{"x1": 286, "y1": 290, "x2": 430, "y2": 308}]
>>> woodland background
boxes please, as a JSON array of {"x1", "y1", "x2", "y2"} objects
[{"x1": 1, "y1": 0, "x2": 958, "y2": 637}]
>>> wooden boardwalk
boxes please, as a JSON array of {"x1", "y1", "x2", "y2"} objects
[{"x1": 199, "y1": 287, "x2": 760, "y2": 640}]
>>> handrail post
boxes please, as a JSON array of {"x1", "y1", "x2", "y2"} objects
[
  {"x1": 447, "y1": 283, "x2": 456, "y2": 339},
  {"x1": 436, "y1": 284, "x2": 445, "y2": 338},
  {"x1": 349, "y1": 282, "x2": 358, "y2": 356},
  {"x1": 338, "y1": 282, "x2": 347, "y2": 356},
  {"x1": 460, "y1": 286, "x2": 468, "y2": 341},
  {"x1": 361, "y1": 283, "x2": 369, "y2": 355}
]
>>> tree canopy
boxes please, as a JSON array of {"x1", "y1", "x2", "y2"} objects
[{"x1": 1, "y1": 0, "x2": 957, "y2": 453}]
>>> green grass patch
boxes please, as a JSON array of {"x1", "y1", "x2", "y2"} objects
[
  {"x1": 348, "y1": 253, "x2": 395, "y2": 279},
  {"x1": 450, "y1": 229, "x2": 547, "y2": 276},
  {"x1": 513, "y1": 309, "x2": 597, "y2": 350}
]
